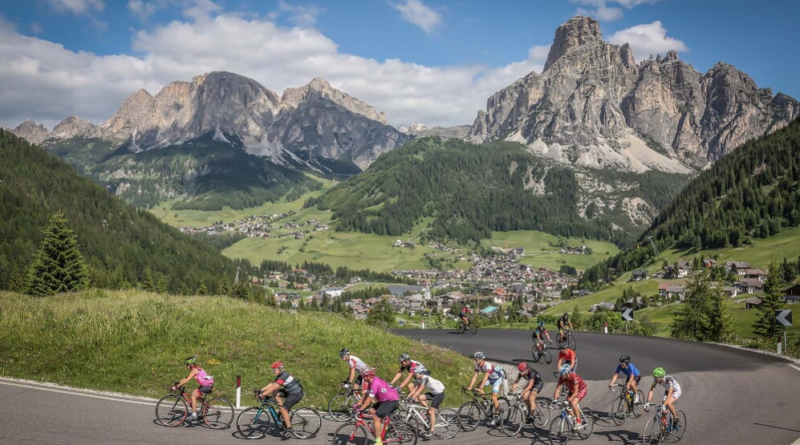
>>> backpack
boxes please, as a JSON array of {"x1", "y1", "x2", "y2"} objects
[{"x1": 494, "y1": 364, "x2": 507, "y2": 379}]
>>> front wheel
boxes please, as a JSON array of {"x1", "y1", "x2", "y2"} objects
[
  {"x1": 290, "y1": 407, "x2": 322, "y2": 439},
  {"x1": 567, "y1": 334, "x2": 577, "y2": 351},
  {"x1": 633, "y1": 391, "x2": 645, "y2": 418},
  {"x1": 549, "y1": 417, "x2": 570, "y2": 445},
  {"x1": 576, "y1": 408, "x2": 594, "y2": 439},
  {"x1": 670, "y1": 410, "x2": 687, "y2": 442},
  {"x1": 333, "y1": 423, "x2": 369, "y2": 445},
  {"x1": 543, "y1": 348, "x2": 553, "y2": 365},
  {"x1": 202, "y1": 397, "x2": 234, "y2": 429},
  {"x1": 435, "y1": 408, "x2": 460, "y2": 439},
  {"x1": 155, "y1": 394, "x2": 188, "y2": 427},
  {"x1": 236, "y1": 406, "x2": 271, "y2": 439},
  {"x1": 533, "y1": 403, "x2": 550, "y2": 429},
  {"x1": 469, "y1": 323, "x2": 478, "y2": 334},
  {"x1": 328, "y1": 392, "x2": 357, "y2": 422},
  {"x1": 500, "y1": 405, "x2": 523, "y2": 437},
  {"x1": 456, "y1": 323, "x2": 466, "y2": 334},
  {"x1": 611, "y1": 396, "x2": 627, "y2": 426},
  {"x1": 641, "y1": 417, "x2": 663, "y2": 445},
  {"x1": 457, "y1": 401, "x2": 480, "y2": 432}
]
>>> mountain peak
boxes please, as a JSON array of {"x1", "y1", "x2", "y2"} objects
[
  {"x1": 308, "y1": 77, "x2": 332, "y2": 90},
  {"x1": 544, "y1": 16, "x2": 602, "y2": 72},
  {"x1": 11, "y1": 119, "x2": 49, "y2": 145}
]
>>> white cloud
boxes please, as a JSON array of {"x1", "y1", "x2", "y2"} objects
[
  {"x1": 47, "y1": 0, "x2": 105, "y2": 15},
  {"x1": 391, "y1": 0, "x2": 442, "y2": 34},
  {"x1": 0, "y1": 1, "x2": 549, "y2": 130},
  {"x1": 571, "y1": 0, "x2": 664, "y2": 21},
  {"x1": 577, "y1": 5, "x2": 623, "y2": 21},
  {"x1": 31, "y1": 23, "x2": 44, "y2": 34},
  {"x1": 127, "y1": 0, "x2": 159, "y2": 20},
  {"x1": 608, "y1": 21, "x2": 688, "y2": 61},
  {"x1": 268, "y1": 1, "x2": 323, "y2": 28}
]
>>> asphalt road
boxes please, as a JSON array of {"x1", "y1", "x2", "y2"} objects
[{"x1": 1, "y1": 329, "x2": 799, "y2": 445}]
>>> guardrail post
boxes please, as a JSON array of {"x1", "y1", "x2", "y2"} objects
[{"x1": 236, "y1": 375, "x2": 242, "y2": 408}]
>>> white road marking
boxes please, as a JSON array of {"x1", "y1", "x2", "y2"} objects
[
  {"x1": 790, "y1": 364, "x2": 800, "y2": 374},
  {"x1": 0, "y1": 380, "x2": 156, "y2": 406}
]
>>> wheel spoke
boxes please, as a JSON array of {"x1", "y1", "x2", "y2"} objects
[
  {"x1": 155, "y1": 394, "x2": 188, "y2": 427},
  {"x1": 290, "y1": 407, "x2": 322, "y2": 439},
  {"x1": 236, "y1": 407, "x2": 270, "y2": 439},
  {"x1": 203, "y1": 397, "x2": 234, "y2": 429}
]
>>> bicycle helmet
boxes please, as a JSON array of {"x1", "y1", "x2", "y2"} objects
[
  {"x1": 271, "y1": 361, "x2": 284, "y2": 370},
  {"x1": 362, "y1": 367, "x2": 376, "y2": 379},
  {"x1": 473, "y1": 352, "x2": 485, "y2": 360},
  {"x1": 399, "y1": 353, "x2": 411, "y2": 362},
  {"x1": 653, "y1": 367, "x2": 666, "y2": 378},
  {"x1": 517, "y1": 362, "x2": 529, "y2": 372},
  {"x1": 619, "y1": 355, "x2": 630, "y2": 364},
  {"x1": 563, "y1": 313, "x2": 569, "y2": 318},
  {"x1": 558, "y1": 364, "x2": 572, "y2": 376},
  {"x1": 184, "y1": 355, "x2": 198, "y2": 365},
  {"x1": 466, "y1": 305, "x2": 471, "y2": 309},
  {"x1": 538, "y1": 320, "x2": 545, "y2": 327},
  {"x1": 413, "y1": 365, "x2": 427, "y2": 376},
  {"x1": 339, "y1": 348, "x2": 350, "y2": 358}
]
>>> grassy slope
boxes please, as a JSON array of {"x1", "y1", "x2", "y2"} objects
[
  {"x1": 482, "y1": 231, "x2": 619, "y2": 272},
  {"x1": 0, "y1": 290, "x2": 474, "y2": 408}
]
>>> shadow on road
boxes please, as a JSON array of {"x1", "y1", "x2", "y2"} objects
[{"x1": 593, "y1": 428, "x2": 641, "y2": 445}]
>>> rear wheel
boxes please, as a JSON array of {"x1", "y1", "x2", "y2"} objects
[
  {"x1": 202, "y1": 397, "x2": 234, "y2": 429},
  {"x1": 155, "y1": 394, "x2": 188, "y2": 427},
  {"x1": 469, "y1": 323, "x2": 478, "y2": 334},
  {"x1": 548, "y1": 417, "x2": 570, "y2": 445},
  {"x1": 567, "y1": 334, "x2": 577, "y2": 351},
  {"x1": 332, "y1": 423, "x2": 368, "y2": 445},
  {"x1": 289, "y1": 407, "x2": 322, "y2": 439},
  {"x1": 611, "y1": 396, "x2": 627, "y2": 426},
  {"x1": 236, "y1": 407, "x2": 271, "y2": 440},
  {"x1": 531, "y1": 344, "x2": 541, "y2": 362},
  {"x1": 456, "y1": 323, "x2": 465, "y2": 334},
  {"x1": 576, "y1": 408, "x2": 594, "y2": 439},
  {"x1": 435, "y1": 408, "x2": 460, "y2": 439},
  {"x1": 532, "y1": 404, "x2": 550, "y2": 429},
  {"x1": 500, "y1": 405, "x2": 524, "y2": 437},
  {"x1": 386, "y1": 420, "x2": 418, "y2": 445},
  {"x1": 457, "y1": 401, "x2": 480, "y2": 432},
  {"x1": 543, "y1": 349, "x2": 553, "y2": 365},
  {"x1": 633, "y1": 391, "x2": 645, "y2": 418},
  {"x1": 328, "y1": 392, "x2": 357, "y2": 422}
]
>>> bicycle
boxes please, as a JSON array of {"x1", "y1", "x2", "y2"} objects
[
  {"x1": 531, "y1": 338, "x2": 552, "y2": 364},
  {"x1": 456, "y1": 317, "x2": 478, "y2": 334},
  {"x1": 236, "y1": 391, "x2": 321, "y2": 440},
  {"x1": 390, "y1": 396, "x2": 460, "y2": 439},
  {"x1": 609, "y1": 383, "x2": 644, "y2": 426},
  {"x1": 456, "y1": 387, "x2": 510, "y2": 432},
  {"x1": 332, "y1": 406, "x2": 418, "y2": 445},
  {"x1": 500, "y1": 391, "x2": 550, "y2": 437},
  {"x1": 641, "y1": 399, "x2": 687, "y2": 444},
  {"x1": 556, "y1": 328, "x2": 577, "y2": 351},
  {"x1": 548, "y1": 399, "x2": 594, "y2": 444},
  {"x1": 328, "y1": 383, "x2": 362, "y2": 422},
  {"x1": 155, "y1": 383, "x2": 234, "y2": 429}
]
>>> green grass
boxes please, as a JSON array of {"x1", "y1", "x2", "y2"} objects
[
  {"x1": 544, "y1": 279, "x2": 665, "y2": 315},
  {"x1": 0, "y1": 290, "x2": 475, "y2": 408},
  {"x1": 481, "y1": 231, "x2": 619, "y2": 272}
]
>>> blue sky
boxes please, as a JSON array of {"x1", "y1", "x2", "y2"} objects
[{"x1": 0, "y1": 0, "x2": 798, "y2": 128}]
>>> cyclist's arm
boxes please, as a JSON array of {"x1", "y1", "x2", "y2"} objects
[
  {"x1": 556, "y1": 357, "x2": 563, "y2": 369},
  {"x1": 400, "y1": 373, "x2": 414, "y2": 389},
  {"x1": 357, "y1": 394, "x2": 374, "y2": 412},
  {"x1": 609, "y1": 372, "x2": 619, "y2": 387},
  {"x1": 467, "y1": 371, "x2": 478, "y2": 391},
  {"x1": 409, "y1": 383, "x2": 424, "y2": 399},
  {"x1": 390, "y1": 372, "x2": 402, "y2": 385},
  {"x1": 568, "y1": 321, "x2": 573, "y2": 329},
  {"x1": 347, "y1": 367, "x2": 356, "y2": 385},
  {"x1": 260, "y1": 382, "x2": 278, "y2": 397},
  {"x1": 479, "y1": 371, "x2": 491, "y2": 388},
  {"x1": 646, "y1": 383, "x2": 656, "y2": 404},
  {"x1": 569, "y1": 355, "x2": 576, "y2": 369},
  {"x1": 176, "y1": 369, "x2": 198, "y2": 388}
]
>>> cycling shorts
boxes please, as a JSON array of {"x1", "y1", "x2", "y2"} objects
[
  {"x1": 664, "y1": 389, "x2": 681, "y2": 401},
  {"x1": 197, "y1": 385, "x2": 213, "y2": 394},
  {"x1": 627, "y1": 374, "x2": 642, "y2": 384},
  {"x1": 528, "y1": 380, "x2": 544, "y2": 394},
  {"x1": 423, "y1": 392, "x2": 445, "y2": 409},
  {"x1": 571, "y1": 387, "x2": 587, "y2": 402},
  {"x1": 484, "y1": 378, "x2": 502, "y2": 393},
  {"x1": 373, "y1": 400, "x2": 400, "y2": 419}
]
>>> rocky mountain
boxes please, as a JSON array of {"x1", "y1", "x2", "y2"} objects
[
  {"x1": 398, "y1": 123, "x2": 472, "y2": 140},
  {"x1": 469, "y1": 16, "x2": 800, "y2": 173},
  {"x1": 10, "y1": 119, "x2": 49, "y2": 145}
]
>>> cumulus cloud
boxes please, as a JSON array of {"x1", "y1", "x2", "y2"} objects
[
  {"x1": 267, "y1": 1, "x2": 323, "y2": 28},
  {"x1": 127, "y1": 0, "x2": 159, "y2": 20},
  {"x1": 47, "y1": 0, "x2": 105, "y2": 15},
  {"x1": 391, "y1": 0, "x2": 442, "y2": 34},
  {"x1": 608, "y1": 21, "x2": 688, "y2": 61},
  {"x1": 571, "y1": 0, "x2": 664, "y2": 21},
  {"x1": 0, "y1": 1, "x2": 550, "y2": 129}
]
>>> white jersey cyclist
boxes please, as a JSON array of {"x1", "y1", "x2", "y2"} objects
[
  {"x1": 656, "y1": 375, "x2": 682, "y2": 400},
  {"x1": 415, "y1": 374, "x2": 445, "y2": 395},
  {"x1": 349, "y1": 355, "x2": 368, "y2": 375}
]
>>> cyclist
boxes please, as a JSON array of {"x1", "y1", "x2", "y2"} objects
[
  {"x1": 556, "y1": 343, "x2": 578, "y2": 372},
  {"x1": 390, "y1": 353, "x2": 428, "y2": 393},
  {"x1": 608, "y1": 355, "x2": 641, "y2": 403},
  {"x1": 532, "y1": 321, "x2": 552, "y2": 358},
  {"x1": 340, "y1": 348, "x2": 369, "y2": 396},
  {"x1": 557, "y1": 312, "x2": 573, "y2": 340},
  {"x1": 357, "y1": 367, "x2": 400, "y2": 445},
  {"x1": 460, "y1": 305, "x2": 472, "y2": 327},
  {"x1": 552, "y1": 363, "x2": 588, "y2": 431},
  {"x1": 408, "y1": 365, "x2": 445, "y2": 438},
  {"x1": 171, "y1": 355, "x2": 214, "y2": 422},
  {"x1": 466, "y1": 352, "x2": 503, "y2": 426},
  {"x1": 258, "y1": 361, "x2": 303, "y2": 435},
  {"x1": 511, "y1": 362, "x2": 544, "y2": 425},
  {"x1": 645, "y1": 367, "x2": 682, "y2": 431}
]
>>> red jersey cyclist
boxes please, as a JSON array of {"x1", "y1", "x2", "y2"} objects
[
  {"x1": 258, "y1": 361, "x2": 304, "y2": 436},
  {"x1": 552, "y1": 364, "x2": 588, "y2": 431},
  {"x1": 459, "y1": 305, "x2": 472, "y2": 327}
]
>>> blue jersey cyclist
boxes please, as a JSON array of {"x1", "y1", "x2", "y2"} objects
[{"x1": 608, "y1": 355, "x2": 641, "y2": 403}]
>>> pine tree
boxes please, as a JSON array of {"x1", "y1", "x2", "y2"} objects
[
  {"x1": 26, "y1": 212, "x2": 89, "y2": 297},
  {"x1": 143, "y1": 268, "x2": 155, "y2": 291},
  {"x1": 571, "y1": 306, "x2": 583, "y2": 330},
  {"x1": 196, "y1": 282, "x2": 208, "y2": 296},
  {"x1": 753, "y1": 261, "x2": 785, "y2": 340},
  {"x1": 670, "y1": 269, "x2": 714, "y2": 341},
  {"x1": 156, "y1": 275, "x2": 169, "y2": 294},
  {"x1": 218, "y1": 279, "x2": 231, "y2": 296},
  {"x1": 367, "y1": 298, "x2": 397, "y2": 329}
]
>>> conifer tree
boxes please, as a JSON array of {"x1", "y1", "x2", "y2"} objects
[
  {"x1": 156, "y1": 275, "x2": 169, "y2": 294},
  {"x1": 754, "y1": 261, "x2": 785, "y2": 339},
  {"x1": 26, "y1": 212, "x2": 89, "y2": 297},
  {"x1": 142, "y1": 268, "x2": 155, "y2": 291},
  {"x1": 196, "y1": 282, "x2": 208, "y2": 295}
]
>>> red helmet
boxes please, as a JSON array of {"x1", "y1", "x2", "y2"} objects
[
  {"x1": 271, "y1": 361, "x2": 284, "y2": 369},
  {"x1": 517, "y1": 362, "x2": 528, "y2": 372},
  {"x1": 362, "y1": 367, "x2": 376, "y2": 379}
]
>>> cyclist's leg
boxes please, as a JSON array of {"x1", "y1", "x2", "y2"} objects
[
  {"x1": 428, "y1": 393, "x2": 444, "y2": 433},
  {"x1": 665, "y1": 391, "x2": 680, "y2": 422},
  {"x1": 488, "y1": 379, "x2": 501, "y2": 415},
  {"x1": 529, "y1": 382, "x2": 543, "y2": 414},
  {"x1": 190, "y1": 388, "x2": 201, "y2": 415},
  {"x1": 280, "y1": 391, "x2": 303, "y2": 428},
  {"x1": 374, "y1": 400, "x2": 399, "y2": 440}
]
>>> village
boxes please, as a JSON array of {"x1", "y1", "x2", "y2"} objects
[{"x1": 178, "y1": 211, "x2": 330, "y2": 238}]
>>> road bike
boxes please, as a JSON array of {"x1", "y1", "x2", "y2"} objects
[
  {"x1": 531, "y1": 338, "x2": 552, "y2": 364},
  {"x1": 456, "y1": 387, "x2": 510, "y2": 432},
  {"x1": 155, "y1": 383, "x2": 234, "y2": 429},
  {"x1": 236, "y1": 391, "x2": 321, "y2": 439},
  {"x1": 328, "y1": 384, "x2": 362, "y2": 422},
  {"x1": 456, "y1": 317, "x2": 478, "y2": 334},
  {"x1": 332, "y1": 407, "x2": 418, "y2": 445},
  {"x1": 390, "y1": 396, "x2": 460, "y2": 439},
  {"x1": 557, "y1": 329, "x2": 577, "y2": 351},
  {"x1": 609, "y1": 383, "x2": 644, "y2": 426},
  {"x1": 641, "y1": 399, "x2": 687, "y2": 444},
  {"x1": 499, "y1": 390, "x2": 550, "y2": 436},
  {"x1": 548, "y1": 399, "x2": 593, "y2": 444}
]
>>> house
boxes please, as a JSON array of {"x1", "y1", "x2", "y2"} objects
[
  {"x1": 783, "y1": 295, "x2": 800, "y2": 304},
  {"x1": 721, "y1": 286, "x2": 739, "y2": 298},
  {"x1": 737, "y1": 278, "x2": 764, "y2": 294},
  {"x1": 702, "y1": 258, "x2": 717, "y2": 269},
  {"x1": 728, "y1": 261, "x2": 752, "y2": 275},
  {"x1": 744, "y1": 269, "x2": 768, "y2": 283},
  {"x1": 676, "y1": 261, "x2": 690, "y2": 278},
  {"x1": 659, "y1": 284, "x2": 687, "y2": 300},
  {"x1": 744, "y1": 297, "x2": 763, "y2": 309},
  {"x1": 590, "y1": 301, "x2": 616, "y2": 312},
  {"x1": 631, "y1": 270, "x2": 648, "y2": 282},
  {"x1": 321, "y1": 287, "x2": 344, "y2": 298},
  {"x1": 511, "y1": 247, "x2": 525, "y2": 257},
  {"x1": 784, "y1": 283, "x2": 800, "y2": 297}
]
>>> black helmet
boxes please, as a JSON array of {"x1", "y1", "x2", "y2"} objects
[
  {"x1": 619, "y1": 355, "x2": 630, "y2": 364},
  {"x1": 339, "y1": 348, "x2": 350, "y2": 358},
  {"x1": 559, "y1": 343, "x2": 569, "y2": 350},
  {"x1": 563, "y1": 313, "x2": 569, "y2": 318}
]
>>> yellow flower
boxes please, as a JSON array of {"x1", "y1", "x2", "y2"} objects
[{"x1": 207, "y1": 358, "x2": 221, "y2": 366}]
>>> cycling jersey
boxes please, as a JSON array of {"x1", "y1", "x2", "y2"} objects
[
  {"x1": 558, "y1": 317, "x2": 569, "y2": 328},
  {"x1": 399, "y1": 360, "x2": 428, "y2": 375},
  {"x1": 534, "y1": 327, "x2": 547, "y2": 336},
  {"x1": 558, "y1": 373, "x2": 587, "y2": 395},
  {"x1": 657, "y1": 376, "x2": 682, "y2": 400},
  {"x1": 460, "y1": 308, "x2": 471, "y2": 317},
  {"x1": 274, "y1": 370, "x2": 303, "y2": 394},
  {"x1": 558, "y1": 348, "x2": 576, "y2": 364},
  {"x1": 348, "y1": 355, "x2": 368, "y2": 374},
  {"x1": 193, "y1": 368, "x2": 214, "y2": 386},
  {"x1": 514, "y1": 366, "x2": 543, "y2": 386},
  {"x1": 368, "y1": 377, "x2": 400, "y2": 403},
  {"x1": 414, "y1": 375, "x2": 445, "y2": 395},
  {"x1": 474, "y1": 361, "x2": 500, "y2": 381},
  {"x1": 615, "y1": 363, "x2": 640, "y2": 378}
]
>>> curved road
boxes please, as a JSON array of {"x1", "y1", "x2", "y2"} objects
[{"x1": 1, "y1": 330, "x2": 799, "y2": 445}]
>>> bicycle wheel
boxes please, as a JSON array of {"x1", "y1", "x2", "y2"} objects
[
  {"x1": 333, "y1": 423, "x2": 369, "y2": 445},
  {"x1": 576, "y1": 408, "x2": 593, "y2": 439},
  {"x1": 155, "y1": 394, "x2": 188, "y2": 427},
  {"x1": 549, "y1": 417, "x2": 570, "y2": 445},
  {"x1": 531, "y1": 344, "x2": 541, "y2": 362},
  {"x1": 435, "y1": 408, "x2": 460, "y2": 439},
  {"x1": 633, "y1": 391, "x2": 645, "y2": 418},
  {"x1": 500, "y1": 405, "x2": 524, "y2": 437},
  {"x1": 641, "y1": 417, "x2": 663, "y2": 445},
  {"x1": 469, "y1": 323, "x2": 478, "y2": 334},
  {"x1": 328, "y1": 392, "x2": 357, "y2": 422},
  {"x1": 236, "y1": 406, "x2": 271, "y2": 439},
  {"x1": 543, "y1": 349, "x2": 553, "y2": 365},
  {"x1": 670, "y1": 410, "x2": 687, "y2": 442},
  {"x1": 386, "y1": 420, "x2": 418, "y2": 445},
  {"x1": 532, "y1": 405, "x2": 550, "y2": 429},
  {"x1": 290, "y1": 407, "x2": 322, "y2": 439},
  {"x1": 556, "y1": 333, "x2": 566, "y2": 349},
  {"x1": 567, "y1": 334, "x2": 577, "y2": 351},
  {"x1": 456, "y1": 323, "x2": 465, "y2": 334},
  {"x1": 457, "y1": 401, "x2": 481, "y2": 432},
  {"x1": 611, "y1": 396, "x2": 627, "y2": 426},
  {"x1": 202, "y1": 397, "x2": 234, "y2": 429}
]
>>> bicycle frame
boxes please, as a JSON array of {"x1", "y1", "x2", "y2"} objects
[
  {"x1": 462, "y1": 388, "x2": 495, "y2": 418},
  {"x1": 347, "y1": 411, "x2": 391, "y2": 442},
  {"x1": 175, "y1": 386, "x2": 209, "y2": 414}
]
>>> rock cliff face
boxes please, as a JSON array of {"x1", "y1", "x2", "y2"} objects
[
  {"x1": 469, "y1": 16, "x2": 800, "y2": 172},
  {"x1": 11, "y1": 119, "x2": 49, "y2": 145}
]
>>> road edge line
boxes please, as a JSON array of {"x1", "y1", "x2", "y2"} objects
[{"x1": 0, "y1": 376, "x2": 158, "y2": 406}]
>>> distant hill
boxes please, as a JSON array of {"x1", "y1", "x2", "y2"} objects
[
  {"x1": 582, "y1": 117, "x2": 800, "y2": 283},
  {"x1": 315, "y1": 137, "x2": 689, "y2": 247},
  {"x1": 0, "y1": 129, "x2": 250, "y2": 292}
]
